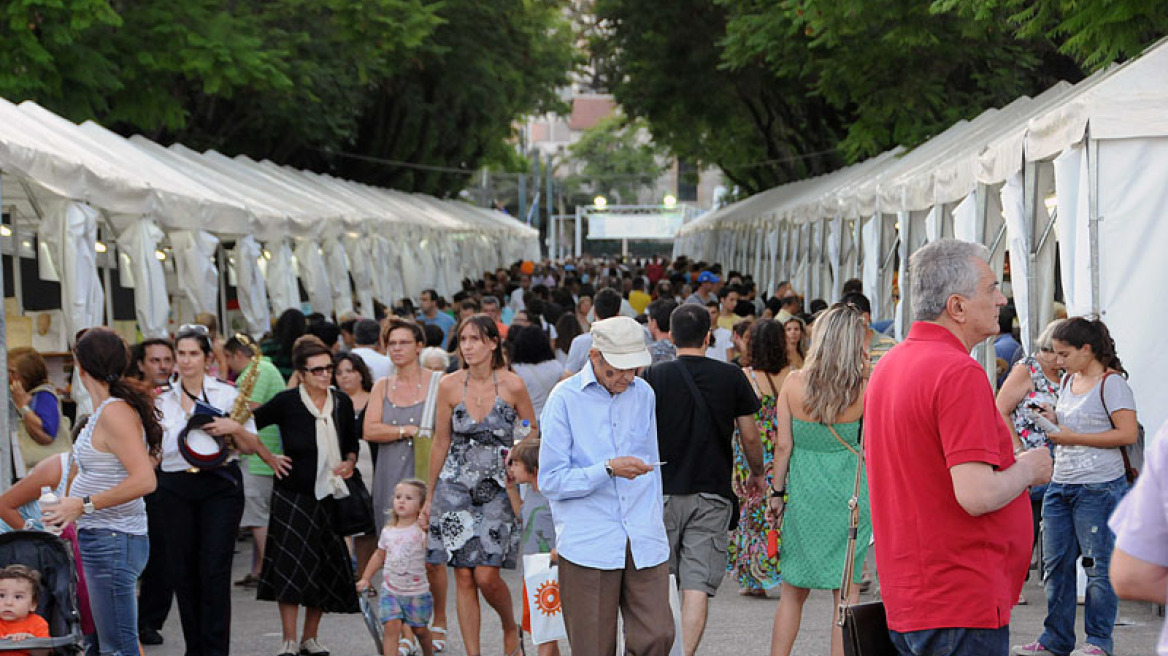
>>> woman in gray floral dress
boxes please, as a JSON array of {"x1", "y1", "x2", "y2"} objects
[{"x1": 422, "y1": 315, "x2": 537, "y2": 656}]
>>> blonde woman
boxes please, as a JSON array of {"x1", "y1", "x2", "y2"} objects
[{"x1": 768, "y1": 306, "x2": 871, "y2": 656}]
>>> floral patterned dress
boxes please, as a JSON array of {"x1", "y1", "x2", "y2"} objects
[
  {"x1": 1011, "y1": 354, "x2": 1061, "y2": 450},
  {"x1": 728, "y1": 369, "x2": 783, "y2": 591},
  {"x1": 427, "y1": 371, "x2": 521, "y2": 569}
]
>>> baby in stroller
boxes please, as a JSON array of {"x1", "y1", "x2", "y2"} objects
[{"x1": 0, "y1": 564, "x2": 50, "y2": 654}]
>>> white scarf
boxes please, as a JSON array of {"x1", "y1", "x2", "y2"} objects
[{"x1": 298, "y1": 385, "x2": 350, "y2": 501}]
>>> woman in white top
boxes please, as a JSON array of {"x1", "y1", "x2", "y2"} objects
[
  {"x1": 152, "y1": 325, "x2": 285, "y2": 656},
  {"x1": 43, "y1": 328, "x2": 160, "y2": 656},
  {"x1": 1013, "y1": 317, "x2": 1139, "y2": 656}
]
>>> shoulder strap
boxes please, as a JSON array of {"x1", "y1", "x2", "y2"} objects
[
  {"x1": 837, "y1": 420, "x2": 867, "y2": 627},
  {"x1": 1099, "y1": 371, "x2": 1116, "y2": 427},
  {"x1": 676, "y1": 360, "x2": 720, "y2": 439}
]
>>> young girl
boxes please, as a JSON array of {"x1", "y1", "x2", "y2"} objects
[
  {"x1": 358, "y1": 480, "x2": 433, "y2": 656},
  {"x1": 507, "y1": 439, "x2": 560, "y2": 656}
]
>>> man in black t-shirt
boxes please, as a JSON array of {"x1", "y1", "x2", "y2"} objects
[{"x1": 642, "y1": 304, "x2": 765, "y2": 656}]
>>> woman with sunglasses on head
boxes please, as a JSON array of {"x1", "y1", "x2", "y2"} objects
[
  {"x1": 214, "y1": 335, "x2": 362, "y2": 656},
  {"x1": 421, "y1": 315, "x2": 537, "y2": 656},
  {"x1": 364, "y1": 318, "x2": 449, "y2": 653},
  {"x1": 153, "y1": 324, "x2": 288, "y2": 656}
]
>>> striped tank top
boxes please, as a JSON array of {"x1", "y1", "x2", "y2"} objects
[{"x1": 69, "y1": 397, "x2": 148, "y2": 535}]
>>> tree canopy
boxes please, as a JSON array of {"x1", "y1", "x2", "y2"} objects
[
  {"x1": 565, "y1": 113, "x2": 667, "y2": 205},
  {"x1": 594, "y1": 0, "x2": 1166, "y2": 195},
  {"x1": 0, "y1": 0, "x2": 576, "y2": 196}
]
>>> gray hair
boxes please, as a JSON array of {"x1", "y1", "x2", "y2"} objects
[
  {"x1": 909, "y1": 239, "x2": 990, "y2": 322},
  {"x1": 1034, "y1": 318, "x2": 1065, "y2": 352}
]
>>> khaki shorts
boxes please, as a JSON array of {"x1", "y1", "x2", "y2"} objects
[
  {"x1": 663, "y1": 493, "x2": 733, "y2": 596},
  {"x1": 240, "y1": 469, "x2": 273, "y2": 528}
]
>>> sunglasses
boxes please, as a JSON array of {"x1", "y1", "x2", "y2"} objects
[
  {"x1": 178, "y1": 324, "x2": 210, "y2": 336},
  {"x1": 303, "y1": 365, "x2": 335, "y2": 376}
]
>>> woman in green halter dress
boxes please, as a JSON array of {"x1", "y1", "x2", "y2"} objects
[{"x1": 767, "y1": 306, "x2": 872, "y2": 656}]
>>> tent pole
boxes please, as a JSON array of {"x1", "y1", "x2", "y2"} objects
[
  {"x1": 101, "y1": 227, "x2": 115, "y2": 326},
  {"x1": 574, "y1": 206, "x2": 582, "y2": 259},
  {"x1": 218, "y1": 244, "x2": 229, "y2": 329},
  {"x1": 972, "y1": 184, "x2": 995, "y2": 379},
  {"x1": 11, "y1": 219, "x2": 22, "y2": 315},
  {"x1": 1087, "y1": 136, "x2": 1101, "y2": 316},
  {"x1": 0, "y1": 174, "x2": 11, "y2": 489},
  {"x1": 1023, "y1": 160, "x2": 1041, "y2": 352}
]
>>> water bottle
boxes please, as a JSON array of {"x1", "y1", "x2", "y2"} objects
[
  {"x1": 38, "y1": 486, "x2": 62, "y2": 536},
  {"x1": 515, "y1": 419, "x2": 532, "y2": 440}
]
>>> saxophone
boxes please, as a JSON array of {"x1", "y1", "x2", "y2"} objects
[{"x1": 227, "y1": 333, "x2": 263, "y2": 450}]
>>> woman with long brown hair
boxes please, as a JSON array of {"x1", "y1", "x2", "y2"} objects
[
  {"x1": 43, "y1": 328, "x2": 162, "y2": 656},
  {"x1": 768, "y1": 306, "x2": 871, "y2": 656},
  {"x1": 729, "y1": 319, "x2": 791, "y2": 596},
  {"x1": 421, "y1": 315, "x2": 537, "y2": 656}
]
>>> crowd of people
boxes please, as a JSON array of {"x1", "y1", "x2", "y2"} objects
[{"x1": 0, "y1": 241, "x2": 1161, "y2": 656}]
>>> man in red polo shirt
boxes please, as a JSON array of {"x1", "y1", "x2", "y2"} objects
[{"x1": 866, "y1": 239, "x2": 1052, "y2": 655}]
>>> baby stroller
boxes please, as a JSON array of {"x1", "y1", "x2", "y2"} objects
[{"x1": 0, "y1": 530, "x2": 84, "y2": 653}]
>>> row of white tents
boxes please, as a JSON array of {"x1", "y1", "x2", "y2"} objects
[
  {"x1": 673, "y1": 37, "x2": 1168, "y2": 435},
  {"x1": 0, "y1": 99, "x2": 540, "y2": 342}
]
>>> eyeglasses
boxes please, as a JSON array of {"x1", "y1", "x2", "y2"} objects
[
  {"x1": 303, "y1": 365, "x2": 335, "y2": 376},
  {"x1": 178, "y1": 324, "x2": 210, "y2": 336}
]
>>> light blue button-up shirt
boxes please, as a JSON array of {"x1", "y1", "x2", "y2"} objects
[{"x1": 538, "y1": 362, "x2": 669, "y2": 570}]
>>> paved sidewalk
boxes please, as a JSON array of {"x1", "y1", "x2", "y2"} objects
[{"x1": 141, "y1": 545, "x2": 1163, "y2": 656}]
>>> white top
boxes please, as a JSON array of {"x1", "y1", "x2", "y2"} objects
[
  {"x1": 351, "y1": 347, "x2": 395, "y2": 382},
  {"x1": 513, "y1": 360, "x2": 566, "y2": 418},
  {"x1": 706, "y1": 328, "x2": 733, "y2": 362},
  {"x1": 70, "y1": 397, "x2": 147, "y2": 534},
  {"x1": 379, "y1": 523, "x2": 429, "y2": 596},
  {"x1": 156, "y1": 375, "x2": 257, "y2": 473}
]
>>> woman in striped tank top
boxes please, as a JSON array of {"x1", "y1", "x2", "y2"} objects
[{"x1": 44, "y1": 328, "x2": 162, "y2": 656}]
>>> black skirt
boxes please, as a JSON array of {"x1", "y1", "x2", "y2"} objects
[{"x1": 257, "y1": 486, "x2": 359, "y2": 613}]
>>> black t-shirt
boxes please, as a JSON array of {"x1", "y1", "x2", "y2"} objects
[
  {"x1": 643, "y1": 356, "x2": 761, "y2": 499},
  {"x1": 253, "y1": 388, "x2": 359, "y2": 495}
]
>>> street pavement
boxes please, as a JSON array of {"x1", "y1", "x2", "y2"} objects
[{"x1": 142, "y1": 540, "x2": 1164, "y2": 656}]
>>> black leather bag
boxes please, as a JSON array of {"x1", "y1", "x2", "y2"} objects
[
  {"x1": 833, "y1": 422, "x2": 897, "y2": 656},
  {"x1": 841, "y1": 600, "x2": 896, "y2": 656},
  {"x1": 331, "y1": 468, "x2": 376, "y2": 537},
  {"x1": 328, "y1": 390, "x2": 376, "y2": 537}
]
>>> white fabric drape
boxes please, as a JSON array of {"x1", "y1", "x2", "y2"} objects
[
  {"x1": 265, "y1": 241, "x2": 300, "y2": 315},
  {"x1": 952, "y1": 192, "x2": 978, "y2": 244},
  {"x1": 371, "y1": 234, "x2": 393, "y2": 304},
  {"x1": 827, "y1": 219, "x2": 843, "y2": 302},
  {"x1": 343, "y1": 233, "x2": 375, "y2": 317},
  {"x1": 115, "y1": 219, "x2": 169, "y2": 338},
  {"x1": 170, "y1": 230, "x2": 220, "y2": 315},
  {"x1": 294, "y1": 238, "x2": 332, "y2": 317},
  {"x1": 1001, "y1": 173, "x2": 1032, "y2": 351},
  {"x1": 1053, "y1": 147, "x2": 1093, "y2": 318},
  {"x1": 37, "y1": 200, "x2": 105, "y2": 342},
  {"x1": 323, "y1": 237, "x2": 354, "y2": 318},
  {"x1": 232, "y1": 236, "x2": 270, "y2": 336}
]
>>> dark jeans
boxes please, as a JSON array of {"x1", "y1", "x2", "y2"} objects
[
  {"x1": 891, "y1": 626, "x2": 1009, "y2": 656},
  {"x1": 137, "y1": 490, "x2": 173, "y2": 632},
  {"x1": 1038, "y1": 477, "x2": 1127, "y2": 655},
  {"x1": 156, "y1": 464, "x2": 245, "y2": 656}
]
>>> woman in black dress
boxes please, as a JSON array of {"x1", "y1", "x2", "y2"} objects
[{"x1": 219, "y1": 335, "x2": 360, "y2": 656}]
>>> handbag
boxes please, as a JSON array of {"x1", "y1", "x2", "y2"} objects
[
  {"x1": 329, "y1": 390, "x2": 376, "y2": 536},
  {"x1": 832, "y1": 422, "x2": 897, "y2": 656},
  {"x1": 414, "y1": 371, "x2": 443, "y2": 482}
]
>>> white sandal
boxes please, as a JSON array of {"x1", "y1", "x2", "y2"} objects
[
  {"x1": 431, "y1": 626, "x2": 447, "y2": 652},
  {"x1": 397, "y1": 637, "x2": 420, "y2": 656}
]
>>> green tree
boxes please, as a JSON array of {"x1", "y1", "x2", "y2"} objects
[
  {"x1": 594, "y1": 0, "x2": 846, "y2": 196},
  {"x1": 566, "y1": 114, "x2": 666, "y2": 204}
]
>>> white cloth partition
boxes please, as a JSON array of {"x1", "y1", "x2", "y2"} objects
[
  {"x1": 294, "y1": 238, "x2": 332, "y2": 317},
  {"x1": 170, "y1": 230, "x2": 220, "y2": 315},
  {"x1": 1053, "y1": 147, "x2": 1092, "y2": 317},
  {"x1": 323, "y1": 237, "x2": 354, "y2": 318},
  {"x1": 371, "y1": 235, "x2": 394, "y2": 305},
  {"x1": 265, "y1": 241, "x2": 300, "y2": 315},
  {"x1": 952, "y1": 192, "x2": 978, "y2": 243},
  {"x1": 37, "y1": 200, "x2": 105, "y2": 342},
  {"x1": 116, "y1": 219, "x2": 169, "y2": 338},
  {"x1": 1000, "y1": 173, "x2": 1032, "y2": 351},
  {"x1": 232, "y1": 236, "x2": 270, "y2": 336},
  {"x1": 342, "y1": 234, "x2": 375, "y2": 317}
]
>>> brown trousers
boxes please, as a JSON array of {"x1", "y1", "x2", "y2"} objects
[{"x1": 559, "y1": 543, "x2": 675, "y2": 656}]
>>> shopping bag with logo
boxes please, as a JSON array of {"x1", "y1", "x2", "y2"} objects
[{"x1": 524, "y1": 553, "x2": 567, "y2": 644}]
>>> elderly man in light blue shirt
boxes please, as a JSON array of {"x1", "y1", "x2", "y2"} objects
[{"x1": 539, "y1": 316, "x2": 674, "y2": 656}]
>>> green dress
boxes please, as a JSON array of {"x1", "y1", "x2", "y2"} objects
[{"x1": 780, "y1": 418, "x2": 871, "y2": 589}]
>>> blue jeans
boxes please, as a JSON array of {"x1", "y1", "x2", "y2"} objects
[
  {"x1": 1038, "y1": 477, "x2": 1127, "y2": 655},
  {"x1": 78, "y1": 529, "x2": 149, "y2": 656},
  {"x1": 891, "y1": 626, "x2": 1009, "y2": 655}
]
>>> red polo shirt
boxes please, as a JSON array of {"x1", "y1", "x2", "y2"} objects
[{"x1": 865, "y1": 322, "x2": 1031, "y2": 632}]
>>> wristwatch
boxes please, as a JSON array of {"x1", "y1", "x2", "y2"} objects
[
  {"x1": 82, "y1": 496, "x2": 95, "y2": 515},
  {"x1": 769, "y1": 486, "x2": 787, "y2": 499},
  {"x1": 17, "y1": 405, "x2": 31, "y2": 419},
  {"x1": 604, "y1": 460, "x2": 615, "y2": 477}
]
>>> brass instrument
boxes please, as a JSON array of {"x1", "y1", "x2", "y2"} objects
[{"x1": 228, "y1": 333, "x2": 263, "y2": 449}]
